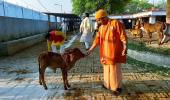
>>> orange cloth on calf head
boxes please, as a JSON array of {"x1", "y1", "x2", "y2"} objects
[{"x1": 95, "y1": 9, "x2": 108, "y2": 19}]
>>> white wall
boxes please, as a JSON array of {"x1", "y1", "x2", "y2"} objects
[
  {"x1": 32, "y1": 11, "x2": 40, "y2": 20},
  {"x1": 149, "y1": 16, "x2": 156, "y2": 24},
  {"x1": 0, "y1": 1, "x2": 4, "y2": 16},
  {"x1": 22, "y1": 7, "x2": 33, "y2": 19},
  {"x1": 4, "y1": 2, "x2": 23, "y2": 18},
  {"x1": 50, "y1": 15, "x2": 56, "y2": 22},
  {"x1": 0, "y1": 1, "x2": 48, "y2": 21},
  {"x1": 57, "y1": 17, "x2": 61, "y2": 22},
  {"x1": 40, "y1": 13, "x2": 48, "y2": 21}
]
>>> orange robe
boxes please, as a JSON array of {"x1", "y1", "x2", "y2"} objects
[
  {"x1": 93, "y1": 19, "x2": 127, "y2": 65},
  {"x1": 92, "y1": 19, "x2": 127, "y2": 91}
]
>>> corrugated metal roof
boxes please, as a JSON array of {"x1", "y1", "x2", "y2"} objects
[{"x1": 44, "y1": 12, "x2": 80, "y2": 18}]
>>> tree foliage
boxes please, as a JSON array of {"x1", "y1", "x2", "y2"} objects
[
  {"x1": 155, "y1": 1, "x2": 167, "y2": 10},
  {"x1": 72, "y1": 0, "x2": 167, "y2": 15},
  {"x1": 72, "y1": 0, "x2": 130, "y2": 15},
  {"x1": 124, "y1": 0, "x2": 153, "y2": 13}
]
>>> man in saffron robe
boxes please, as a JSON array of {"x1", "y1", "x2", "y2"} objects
[{"x1": 87, "y1": 9, "x2": 127, "y2": 95}]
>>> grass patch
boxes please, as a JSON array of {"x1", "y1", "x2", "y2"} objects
[
  {"x1": 127, "y1": 56, "x2": 170, "y2": 77},
  {"x1": 128, "y1": 40, "x2": 170, "y2": 57}
]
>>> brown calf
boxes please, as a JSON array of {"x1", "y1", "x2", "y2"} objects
[
  {"x1": 38, "y1": 48, "x2": 85, "y2": 90},
  {"x1": 128, "y1": 29, "x2": 143, "y2": 40},
  {"x1": 141, "y1": 21, "x2": 166, "y2": 45}
]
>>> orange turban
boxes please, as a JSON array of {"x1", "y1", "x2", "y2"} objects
[{"x1": 95, "y1": 9, "x2": 108, "y2": 19}]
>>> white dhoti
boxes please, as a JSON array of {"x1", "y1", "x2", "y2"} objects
[{"x1": 103, "y1": 63, "x2": 122, "y2": 91}]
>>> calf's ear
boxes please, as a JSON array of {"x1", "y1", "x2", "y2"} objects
[
  {"x1": 70, "y1": 54, "x2": 74, "y2": 61},
  {"x1": 81, "y1": 53, "x2": 86, "y2": 57}
]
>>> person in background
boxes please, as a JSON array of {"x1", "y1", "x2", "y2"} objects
[
  {"x1": 46, "y1": 29, "x2": 66, "y2": 54},
  {"x1": 87, "y1": 9, "x2": 127, "y2": 96},
  {"x1": 61, "y1": 20, "x2": 68, "y2": 40},
  {"x1": 79, "y1": 13, "x2": 93, "y2": 50},
  {"x1": 45, "y1": 29, "x2": 53, "y2": 52}
]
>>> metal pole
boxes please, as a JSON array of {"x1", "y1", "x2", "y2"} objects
[
  {"x1": 61, "y1": 4, "x2": 62, "y2": 13},
  {"x1": 2, "y1": 0, "x2": 5, "y2": 16}
]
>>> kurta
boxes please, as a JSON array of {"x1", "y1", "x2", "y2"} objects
[
  {"x1": 80, "y1": 17, "x2": 93, "y2": 42},
  {"x1": 61, "y1": 22, "x2": 67, "y2": 35},
  {"x1": 93, "y1": 19, "x2": 127, "y2": 65}
]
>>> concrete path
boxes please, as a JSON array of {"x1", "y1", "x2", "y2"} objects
[{"x1": 0, "y1": 35, "x2": 170, "y2": 100}]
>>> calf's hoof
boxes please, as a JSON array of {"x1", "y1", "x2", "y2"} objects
[
  {"x1": 44, "y1": 87, "x2": 48, "y2": 90},
  {"x1": 110, "y1": 90, "x2": 120, "y2": 96},
  {"x1": 67, "y1": 84, "x2": 71, "y2": 88},
  {"x1": 158, "y1": 42, "x2": 162, "y2": 45},
  {"x1": 39, "y1": 82, "x2": 42, "y2": 85},
  {"x1": 64, "y1": 87, "x2": 68, "y2": 90},
  {"x1": 44, "y1": 85, "x2": 48, "y2": 90}
]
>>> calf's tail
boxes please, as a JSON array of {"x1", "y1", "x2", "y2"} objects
[
  {"x1": 38, "y1": 57, "x2": 41, "y2": 75},
  {"x1": 163, "y1": 22, "x2": 167, "y2": 34}
]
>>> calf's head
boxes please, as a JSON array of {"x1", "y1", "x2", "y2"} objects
[{"x1": 64, "y1": 48, "x2": 85, "y2": 63}]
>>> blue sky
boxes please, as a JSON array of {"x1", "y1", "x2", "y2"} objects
[{"x1": 4, "y1": 0, "x2": 165, "y2": 13}]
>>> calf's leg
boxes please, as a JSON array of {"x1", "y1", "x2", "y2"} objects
[
  {"x1": 39, "y1": 63, "x2": 42, "y2": 85},
  {"x1": 158, "y1": 31, "x2": 163, "y2": 45},
  {"x1": 39, "y1": 72, "x2": 42, "y2": 85},
  {"x1": 148, "y1": 32, "x2": 152, "y2": 44},
  {"x1": 65, "y1": 72, "x2": 70, "y2": 88},
  {"x1": 61, "y1": 69, "x2": 67, "y2": 90},
  {"x1": 41, "y1": 68, "x2": 48, "y2": 90}
]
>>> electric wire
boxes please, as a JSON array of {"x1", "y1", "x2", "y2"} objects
[
  {"x1": 21, "y1": 0, "x2": 42, "y2": 12},
  {"x1": 37, "y1": 0, "x2": 51, "y2": 12}
]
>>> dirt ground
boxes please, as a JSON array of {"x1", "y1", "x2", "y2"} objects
[{"x1": 0, "y1": 34, "x2": 170, "y2": 99}]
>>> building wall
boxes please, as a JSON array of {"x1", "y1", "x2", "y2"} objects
[
  {"x1": 0, "y1": 1, "x2": 50, "y2": 42},
  {"x1": 0, "y1": 17, "x2": 49, "y2": 42},
  {"x1": 0, "y1": 1, "x2": 53, "y2": 56},
  {"x1": 0, "y1": 33, "x2": 46, "y2": 56},
  {"x1": 0, "y1": 1, "x2": 80, "y2": 56}
]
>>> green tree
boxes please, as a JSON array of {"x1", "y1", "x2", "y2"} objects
[
  {"x1": 72, "y1": 0, "x2": 86, "y2": 15},
  {"x1": 72, "y1": 0, "x2": 130, "y2": 15},
  {"x1": 155, "y1": 0, "x2": 167, "y2": 10},
  {"x1": 124, "y1": 0, "x2": 153, "y2": 13}
]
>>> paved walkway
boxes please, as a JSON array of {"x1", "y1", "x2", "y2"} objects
[{"x1": 0, "y1": 35, "x2": 170, "y2": 100}]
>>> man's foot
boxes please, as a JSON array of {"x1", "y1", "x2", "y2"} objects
[
  {"x1": 110, "y1": 88, "x2": 122, "y2": 96},
  {"x1": 116, "y1": 88, "x2": 122, "y2": 93},
  {"x1": 102, "y1": 84, "x2": 108, "y2": 89},
  {"x1": 111, "y1": 90, "x2": 120, "y2": 96}
]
